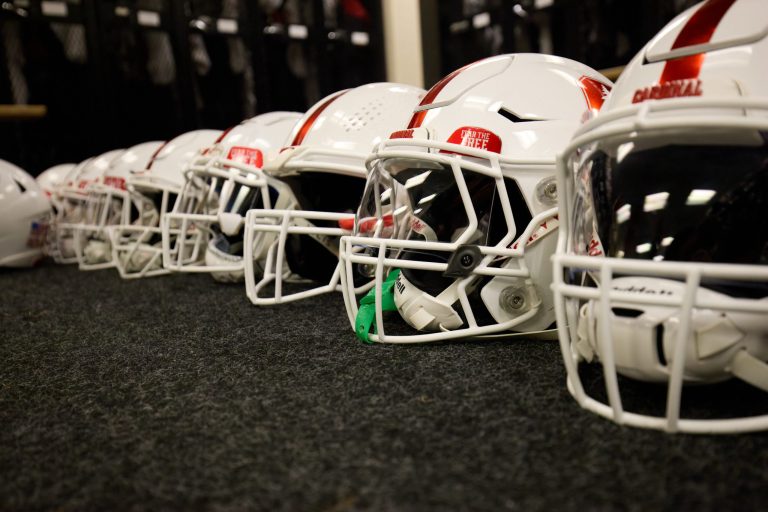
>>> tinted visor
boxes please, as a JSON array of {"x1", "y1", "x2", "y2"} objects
[
  {"x1": 385, "y1": 157, "x2": 531, "y2": 296},
  {"x1": 574, "y1": 138, "x2": 768, "y2": 296}
]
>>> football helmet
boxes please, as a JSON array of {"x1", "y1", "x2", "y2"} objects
[
  {"x1": 552, "y1": 0, "x2": 768, "y2": 433},
  {"x1": 36, "y1": 163, "x2": 75, "y2": 211},
  {"x1": 36, "y1": 163, "x2": 75, "y2": 259},
  {"x1": 72, "y1": 142, "x2": 164, "y2": 270},
  {"x1": 162, "y1": 112, "x2": 302, "y2": 283},
  {"x1": 242, "y1": 83, "x2": 426, "y2": 305},
  {"x1": 52, "y1": 150, "x2": 125, "y2": 264},
  {"x1": 0, "y1": 160, "x2": 51, "y2": 267},
  {"x1": 338, "y1": 54, "x2": 612, "y2": 344},
  {"x1": 109, "y1": 129, "x2": 222, "y2": 279}
]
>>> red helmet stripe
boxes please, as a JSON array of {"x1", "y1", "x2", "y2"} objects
[
  {"x1": 145, "y1": 140, "x2": 171, "y2": 170},
  {"x1": 290, "y1": 90, "x2": 348, "y2": 147},
  {"x1": 659, "y1": 0, "x2": 738, "y2": 83},
  {"x1": 215, "y1": 125, "x2": 236, "y2": 144},
  {"x1": 407, "y1": 62, "x2": 474, "y2": 129}
]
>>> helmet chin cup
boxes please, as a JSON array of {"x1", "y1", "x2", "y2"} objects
[
  {"x1": 393, "y1": 271, "x2": 463, "y2": 332},
  {"x1": 576, "y1": 277, "x2": 768, "y2": 385},
  {"x1": 219, "y1": 212, "x2": 243, "y2": 237},
  {"x1": 205, "y1": 236, "x2": 244, "y2": 282},
  {"x1": 84, "y1": 239, "x2": 111, "y2": 264}
]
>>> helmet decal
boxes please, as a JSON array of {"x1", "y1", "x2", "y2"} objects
[
  {"x1": 578, "y1": 76, "x2": 611, "y2": 113},
  {"x1": 226, "y1": 146, "x2": 263, "y2": 168},
  {"x1": 407, "y1": 62, "x2": 475, "y2": 129},
  {"x1": 290, "y1": 90, "x2": 348, "y2": 147},
  {"x1": 145, "y1": 140, "x2": 171, "y2": 171},
  {"x1": 633, "y1": 0, "x2": 738, "y2": 103},
  {"x1": 445, "y1": 126, "x2": 502, "y2": 153}
]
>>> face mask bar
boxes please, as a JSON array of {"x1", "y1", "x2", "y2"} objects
[
  {"x1": 162, "y1": 155, "x2": 272, "y2": 274},
  {"x1": 110, "y1": 179, "x2": 197, "y2": 279},
  {"x1": 51, "y1": 186, "x2": 91, "y2": 264},
  {"x1": 339, "y1": 136, "x2": 558, "y2": 343},
  {"x1": 72, "y1": 184, "x2": 136, "y2": 270},
  {"x1": 243, "y1": 208, "x2": 371, "y2": 305},
  {"x1": 240, "y1": 146, "x2": 370, "y2": 304},
  {"x1": 553, "y1": 97, "x2": 768, "y2": 433}
]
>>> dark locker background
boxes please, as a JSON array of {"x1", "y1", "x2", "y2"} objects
[
  {"x1": 427, "y1": 0, "x2": 702, "y2": 88},
  {"x1": 1, "y1": 0, "x2": 699, "y2": 176},
  {"x1": 0, "y1": 0, "x2": 385, "y2": 175}
]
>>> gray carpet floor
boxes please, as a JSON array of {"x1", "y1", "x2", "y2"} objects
[{"x1": 1, "y1": 262, "x2": 766, "y2": 511}]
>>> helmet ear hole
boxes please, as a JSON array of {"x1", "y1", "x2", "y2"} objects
[{"x1": 611, "y1": 307, "x2": 643, "y2": 318}]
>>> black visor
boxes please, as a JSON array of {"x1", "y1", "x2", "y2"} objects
[{"x1": 584, "y1": 142, "x2": 768, "y2": 265}]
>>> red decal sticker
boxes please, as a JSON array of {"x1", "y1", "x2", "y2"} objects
[
  {"x1": 389, "y1": 129, "x2": 415, "y2": 139},
  {"x1": 579, "y1": 76, "x2": 611, "y2": 112},
  {"x1": 445, "y1": 126, "x2": 502, "y2": 154},
  {"x1": 77, "y1": 180, "x2": 90, "y2": 189},
  {"x1": 227, "y1": 146, "x2": 264, "y2": 168},
  {"x1": 103, "y1": 176, "x2": 127, "y2": 190},
  {"x1": 291, "y1": 90, "x2": 348, "y2": 146},
  {"x1": 634, "y1": 0, "x2": 736, "y2": 104}
]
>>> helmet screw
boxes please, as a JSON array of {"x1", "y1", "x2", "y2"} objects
[
  {"x1": 545, "y1": 182, "x2": 557, "y2": 199},
  {"x1": 500, "y1": 286, "x2": 527, "y2": 313},
  {"x1": 460, "y1": 254, "x2": 474, "y2": 267}
]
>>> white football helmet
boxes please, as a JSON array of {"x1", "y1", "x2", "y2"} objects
[
  {"x1": 552, "y1": 0, "x2": 768, "y2": 433},
  {"x1": 0, "y1": 160, "x2": 51, "y2": 267},
  {"x1": 36, "y1": 163, "x2": 75, "y2": 259},
  {"x1": 242, "y1": 83, "x2": 426, "y2": 305},
  {"x1": 36, "y1": 163, "x2": 75, "y2": 211},
  {"x1": 338, "y1": 54, "x2": 612, "y2": 344},
  {"x1": 53, "y1": 150, "x2": 125, "y2": 264},
  {"x1": 72, "y1": 142, "x2": 164, "y2": 270},
  {"x1": 109, "y1": 129, "x2": 222, "y2": 279},
  {"x1": 162, "y1": 112, "x2": 302, "y2": 283}
]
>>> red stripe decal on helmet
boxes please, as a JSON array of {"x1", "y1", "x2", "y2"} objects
[
  {"x1": 215, "y1": 126, "x2": 235, "y2": 144},
  {"x1": 290, "y1": 90, "x2": 348, "y2": 147},
  {"x1": 407, "y1": 62, "x2": 474, "y2": 129},
  {"x1": 145, "y1": 140, "x2": 171, "y2": 171},
  {"x1": 659, "y1": 0, "x2": 737, "y2": 83}
]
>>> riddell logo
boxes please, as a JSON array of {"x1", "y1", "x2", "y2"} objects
[
  {"x1": 632, "y1": 79, "x2": 703, "y2": 104},
  {"x1": 612, "y1": 284, "x2": 673, "y2": 296},
  {"x1": 395, "y1": 274, "x2": 405, "y2": 295}
]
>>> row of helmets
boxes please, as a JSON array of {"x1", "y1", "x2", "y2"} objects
[{"x1": 2, "y1": 0, "x2": 766, "y2": 434}]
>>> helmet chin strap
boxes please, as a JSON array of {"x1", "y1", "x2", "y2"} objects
[
  {"x1": 732, "y1": 351, "x2": 768, "y2": 392},
  {"x1": 576, "y1": 297, "x2": 768, "y2": 392},
  {"x1": 205, "y1": 236, "x2": 244, "y2": 283},
  {"x1": 84, "y1": 239, "x2": 111, "y2": 264},
  {"x1": 393, "y1": 271, "x2": 464, "y2": 332}
]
